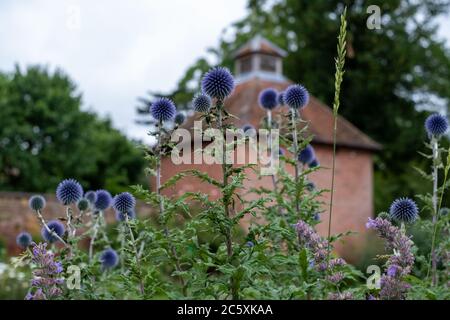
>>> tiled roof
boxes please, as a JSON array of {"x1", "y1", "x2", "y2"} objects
[{"x1": 183, "y1": 77, "x2": 381, "y2": 151}]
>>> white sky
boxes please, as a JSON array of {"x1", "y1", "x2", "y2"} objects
[{"x1": 0, "y1": 1, "x2": 449, "y2": 142}]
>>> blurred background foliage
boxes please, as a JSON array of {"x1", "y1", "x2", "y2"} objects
[
  {"x1": 136, "y1": 0, "x2": 450, "y2": 213},
  {"x1": 0, "y1": 65, "x2": 145, "y2": 194}
]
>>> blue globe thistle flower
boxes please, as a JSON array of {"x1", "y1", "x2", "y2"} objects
[
  {"x1": 285, "y1": 84, "x2": 309, "y2": 109},
  {"x1": 440, "y1": 207, "x2": 450, "y2": 216},
  {"x1": 258, "y1": 88, "x2": 279, "y2": 110},
  {"x1": 56, "y1": 179, "x2": 83, "y2": 205},
  {"x1": 112, "y1": 192, "x2": 136, "y2": 213},
  {"x1": 245, "y1": 241, "x2": 255, "y2": 248},
  {"x1": 16, "y1": 232, "x2": 32, "y2": 248},
  {"x1": 150, "y1": 97, "x2": 176, "y2": 122},
  {"x1": 77, "y1": 198, "x2": 90, "y2": 211},
  {"x1": 29, "y1": 195, "x2": 46, "y2": 211},
  {"x1": 389, "y1": 198, "x2": 419, "y2": 223},
  {"x1": 174, "y1": 112, "x2": 186, "y2": 125},
  {"x1": 41, "y1": 220, "x2": 65, "y2": 243},
  {"x1": 85, "y1": 191, "x2": 97, "y2": 204},
  {"x1": 298, "y1": 145, "x2": 315, "y2": 164},
  {"x1": 201, "y1": 67, "x2": 235, "y2": 100},
  {"x1": 278, "y1": 91, "x2": 285, "y2": 105},
  {"x1": 425, "y1": 113, "x2": 448, "y2": 137},
  {"x1": 306, "y1": 181, "x2": 316, "y2": 192},
  {"x1": 192, "y1": 93, "x2": 212, "y2": 113},
  {"x1": 94, "y1": 190, "x2": 112, "y2": 211},
  {"x1": 115, "y1": 209, "x2": 136, "y2": 222},
  {"x1": 313, "y1": 213, "x2": 320, "y2": 221},
  {"x1": 309, "y1": 159, "x2": 319, "y2": 168},
  {"x1": 100, "y1": 248, "x2": 119, "y2": 269}
]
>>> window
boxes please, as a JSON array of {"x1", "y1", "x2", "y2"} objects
[
  {"x1": 260, "y1": 55, "x2": 277, "y2": 72},
  {"x1": 239, "y1": 56, "x2": 252, "y2": 74}
]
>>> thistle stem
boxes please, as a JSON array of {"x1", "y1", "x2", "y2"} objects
[
  {"x1": 88, "y1": 213, "x2": 100, "y2": 262},
  {"x1": 428, "y1": 137, "x2": 439, "y2": 285},
  {"x1": 124, "y1": 214, "x2": 145, "y2": 296},
  {"x1": 291, "y1": 108, "x2": 300, "y2": 214},
  {"x1": 156, "y1": 121, "x2": 187, "y2": 295},
  {"x1": 36, "y1": 210, "x2": 68, "y2": 247}
]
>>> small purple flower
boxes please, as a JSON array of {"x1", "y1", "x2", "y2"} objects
[
  {"x1": 201, "y1": 67, "x2": 235, "y2": 100},
  {"x1": 84, "y1": 190, "x2": 97, "y2": 204},
  {"x1": 41, "y1": 220, "x2": 65, "y2": 243},
  {"x1": 298, "y1": 145, "x2": 315, "y2": 165},
  {"x1": 150, "y1": 98, "x2": 176, "y2": 122},
  {"x1": 113, "y1": 192, "x2": 136, "y2": 213},
  {"x1": 100, "y1": 248, "x2": 119, "y2": 269},
  {"x1": 258, "y1": 88, "x2": 279, "y2": 110},
  {"x1": 174, "y1": 112, "x2": 186, "y2": 125},
  {"x1": 56, "y1": 179, "x2": 83, "y2": 205},
  {"x1": 29, "y1": 195, "x2": 46, "y2": 211},
  {"x1": 94, "y1": 190, "x2": 112, "y2": 211},
  {"x1": 192, "y1": 93, "x2": 212, "y2": 113},
  {"x1": 389, "y1": 198, "x2": 419, "y2": 223},
  {"x1": 16, "y1": 232, "x2": 32, "y2": 249},
  {"x1": 277, "y1": 91, "x2": 285, "y2": 105},
  {"x1": 387, "y1": 265, "x2": 399, "y2": 277},
  {"x1": 77, "y1": 198, "x2": 90, "y2": 211},
  {"x1": 425, "y1": 113, "x2": 448, "y2": 137},
  {"x1": 284, "y1": 84, "x2": 309, "y2": 109}
]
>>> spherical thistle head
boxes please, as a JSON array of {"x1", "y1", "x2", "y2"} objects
[
  {"x1": 100, "y1": 248, "x2": 119, "y2": 269},
  {"x1": 115, "y1": 209, "x2": 136, "y2": 222},
  {"x1": 112, "y1": 192, "x2": 136, "y2": 213},
  {"x1": 278, "y1": 91, "x2": 285, "y2": 106},
  {"x1": 77, "y1": 198, "x2": 90, "y2": 211},
  {"x1": 242, "y1": 124, "x2": 256, "y2": 137},
  {"x1": 440, "y1": 207, "x2": 450, "y2": 216},
  {"x1": 389, "y1": 197, "x2": 419, "y2": 223},
  {"x1": 41, "y1": 220, "x2": 65, "y2": 243},
  {"x1": 285, "y1": 84, "x2": 309, "y2": 109},
  {"x1": 150, "y1": 97, "x2": 176, "y2": 122},
  {"x1": 94, "y1": 190, "x2": 112, "y2": 211},
  {"x1": 84, "y1": 191, "x2": 97, "y2": 205},
  {"x1": 192, "y1": 93, "x2": 212, "y2": 113},
  {"x1": 298, "y1": 144, "x2": 315, "y2": 165},
  {"x1": 29, "y1": 195, "x2": 46, "y2": 211},
  {"x1": 16, "y1": 232, "x2": 32, "y2": 249},
  {"x1": 201, "y1": 67, "x2": 235, "y2": 100},
  {"x1": 56, "y1": 179, "x2": 83, "y2": 205},
  {"x1": 425, "y1": 113, "x2": 449, "y2": 137},
  {"x1": 309, "y1": 159, "x2": 319, "y2": 168},
  {"x1": 174, "y1": 112, "x2": 186, "y2": 125},
  {"x1": 259, "y1": 88, "x2": 279, "y2": 110}
]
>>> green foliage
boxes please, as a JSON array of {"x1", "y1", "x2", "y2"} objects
[{"x1": 0, "y1": 64, "x2": 145, "y2": 193}]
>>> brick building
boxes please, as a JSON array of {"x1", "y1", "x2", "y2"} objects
[{"x1": 161, "y1": 36, "x2": 381, "y2": 261}]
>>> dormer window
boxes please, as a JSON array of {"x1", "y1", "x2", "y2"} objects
[
  {"x1": 239, "y1": 56, "x2": 253, "y2": 74},
  {"x1": 233, "y1": 35, "x2": 287, "y2": 83},
  {"x1": 260, "y1": 55, "x2": 277, "y2": 72}
]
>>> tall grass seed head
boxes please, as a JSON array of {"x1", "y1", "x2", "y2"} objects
[
  {"x1": 285, "y1": 84, "x2": 309, "y2": 109},
  {"x1": 56, "y1": 179, "x2": 83, "y2": 205},
  {"x1": 389, "y1": 197, "x2": 419, "y2": 223},
  {"x1": 29, "y1": 195, "x2": 46, "y2": 211},
  {"x1": 150, "y1": 97, "x2": 176, "y2": 122},
  {"x1": 41, "y1": 220, "x2": 65, "y2": 243},
  {"x1": 258, "y1": 88, "x2": 279, "y2": 110},
  {"x1": 112, "y1": 192, "x2": 136, "y2": 213},
  {"x1": 94, "y1": 190, "x2": 112, "y2": 211},
  {"x1": 16, "y1": 232, "x2": 32, "y2": 248},
  {"x1": 201, "y1": 67, "x2": 235, "y2": 100}
]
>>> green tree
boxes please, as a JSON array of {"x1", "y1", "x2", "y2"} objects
[
  {"x1": 137, "y1": 0, "x2": 450, "y2": 212},
  {"x1": 0, "y1": 65, "x2": 145, "y2": 194}
]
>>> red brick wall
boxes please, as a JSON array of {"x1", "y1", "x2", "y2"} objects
[{"x1": 160, "y1": 143, "x2": 374, "y2": 262}]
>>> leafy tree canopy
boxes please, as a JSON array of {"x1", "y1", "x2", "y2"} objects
[{"x1": 0, "y1": 65, "x2": 145, "y2": 194}]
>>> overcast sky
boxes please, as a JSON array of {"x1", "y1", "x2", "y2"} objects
[{"x1": 1, "y1": 1, "x2": 449, "y2": 142}]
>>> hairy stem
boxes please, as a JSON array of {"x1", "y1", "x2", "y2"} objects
[
  {"x1": 156, "y1": 121, "x2": 187, "y2": 295},
  {"x1": 88, "y1": 213, "x2": 100, "y2": 262},
  {"x1": 124, "y1": 214, "x2": 145, "y2": 296},
  {"x1": 36, "y1": 210, "x2": 68, "y2": 247},
  {"x1": 291, "y1": 108, "x2": 300, "y2": 214},
  {"x1": 428, "y1": 137, "x2": 439, "y2": 285}
]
